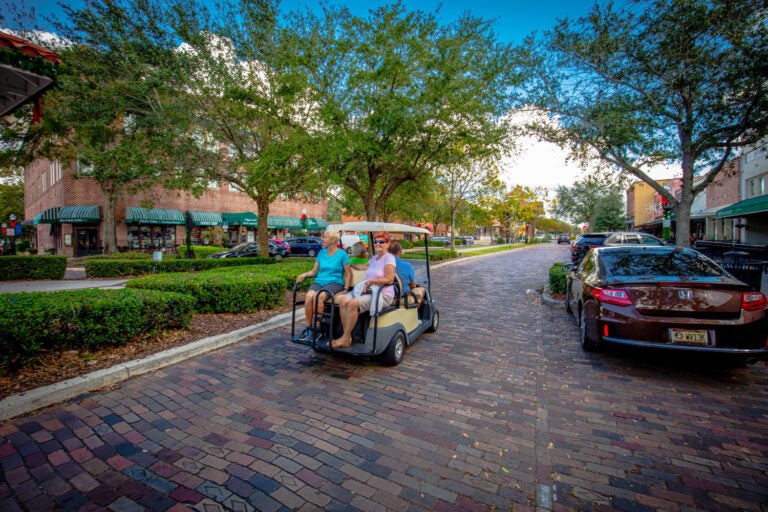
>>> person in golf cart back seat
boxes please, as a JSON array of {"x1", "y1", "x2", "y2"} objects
[
  {"x1": 388, "y1": 240, "x2": 425, "y2": 307},
  {"x1": 332, "y1": 231, "x2": 396, "y2": 349},
  {"x1": 294, "y1": 231, "x2": 351, "y2": 343},
  {"x1": 349, "y1": 241, "x2": 369, "y2": 269}
]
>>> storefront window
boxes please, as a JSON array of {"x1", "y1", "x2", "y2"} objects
[{"x1": 127, "y1": 225, "x2": 177, "y2": 249}]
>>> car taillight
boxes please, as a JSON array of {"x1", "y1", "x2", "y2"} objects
[
  {"x1": 592, "y1": 287, "x2": 633, "y2": 306},
  {"x1": 742, "y1": 292, "x2": 767, "y2": 311}
]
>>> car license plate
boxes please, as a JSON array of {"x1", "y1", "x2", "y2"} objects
[{"x1": 669, "y1": 328, "x2": 707, "y2": 345}]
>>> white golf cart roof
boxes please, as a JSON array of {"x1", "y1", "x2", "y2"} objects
[{"x1": 326, "y1": 221, "x2": 431, "y2": 235}]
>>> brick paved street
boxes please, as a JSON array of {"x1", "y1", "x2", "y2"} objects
[{"x1": 1, "y1": 243, "x2": 767, "y2": 511}]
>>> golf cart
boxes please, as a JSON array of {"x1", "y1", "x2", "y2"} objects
[{"x1": 290, "y1": 221, "x2": 439, "y2": 365}]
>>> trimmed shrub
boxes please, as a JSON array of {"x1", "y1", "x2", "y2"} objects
[
  {"x1": 86, "y1": 252, "x2": 151, "y2": 260},
  {"x1": 0, "y1": 255, "x2": 67, "y2": 281},
  {"x1": 549, "y1": 262, "x2": 569, "y2": 295},
  {"x1": 406, "y1": 249, "x2": 458, "y2": 261},
  {"x1": 0, "y1": 288, "x2": 196, "y2": 373},
  {"x1": 188, "y1": 245, "x2": 226, "y2": 259},
  {"x1": 203, "y1": 260, "x2": 315, "y2": 290},
  {"x1": 84, "y1": 256, "x2": 275, "y2": 277},
  {"x1": 126, "y1": 270, "x2": 286, "y2": 313}
]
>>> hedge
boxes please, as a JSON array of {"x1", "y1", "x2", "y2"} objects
[
  {"x1": 0, "y1": 255, "x2": 67, "y2": 281},
  {"x1": 126, "y1": 270, "x2": 286, "y2": 313},
  {"x1": 549, "y1": 262, "x2": 569, "y2": 295},
  {"x1": 405, "y1": 249, "x2": 458, "y2": 261},
  {"x1": 0, "y1": 288, "x2": 196, "y2": 373},
  {"x1": 203, "y1": 260, "x2": 315, "y2": 290},
  {"x1": 84, "y1": 255, "x2": 275, "y2": 277}
]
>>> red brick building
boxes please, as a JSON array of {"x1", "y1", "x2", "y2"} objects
[{"x1": 25, "y1": 158, "x2": 328, "y2": 257}]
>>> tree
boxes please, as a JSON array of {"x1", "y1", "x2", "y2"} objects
[
  {"x1": 25, "y1": 0, "x2": 184, "y2": 253},
  {"x1": 554, "y1": 169, "x2": 628, "y2": 229},
  {"x1": 437, "y1": 158, "x2": 500, "y2": 249},
  {"x1": 291, "y1": 2, "x2": 516, "y2": 220},
  {"x1": 491, "y1": 184, "x2": 540, "y2": 243},
  {"x1": 591, "y1": 192, "x2": 626, "y2": 231},
  {"x1": 516, "y1": 0, "x2": 768, "y2": 246},
  {"x1": 167, "y1": 0, "x2": 319, "y2": 256}
]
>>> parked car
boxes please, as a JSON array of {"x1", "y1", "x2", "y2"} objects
[
  {"x1": 570, "y1": 232, "x2": 613, "y2": 264},
  {"x1": 602, "y1": 232, "x2": 666, "y2": 246},
  {"x1": 285, "y1": 236, "x2": 324, "y2": 257},
  {"x1": 565, "y1": 245, "x2": 768, "y2": 363},
  {"x1": 207, "y1": 241, "x2": 288, "y2": 259},
  {"x1": 428, "y1": 236, "x2": 450, "y2": 246},
  {"x1": 270, "y1": 238, "x2": 291, "y2": 254},
  {"x1": 557, "y1": 234, "x2": 570, "y2": 244}
]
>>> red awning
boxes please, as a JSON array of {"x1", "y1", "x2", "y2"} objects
[
  {"x1": 0, "y1": 31, "x2": 61, "y2": 64},
  {"x1": 0, "y1": 31, "x2": 61, "y2": 119}
]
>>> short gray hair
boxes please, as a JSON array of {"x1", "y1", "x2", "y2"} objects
[{"x1": 351, "y1": 241, "x2": 366, "y2": 258}]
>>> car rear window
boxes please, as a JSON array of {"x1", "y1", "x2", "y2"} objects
[
  {"x1": 578, "y1": 235, "x2": 608, "y2": 245},
  {"x1": 600, "y1": 249, "x2": 725, "y2": 277}
]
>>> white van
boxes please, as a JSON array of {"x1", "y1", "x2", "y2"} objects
[{"x1": 340, "y1": 234, "x2": 364, "y2": 252}]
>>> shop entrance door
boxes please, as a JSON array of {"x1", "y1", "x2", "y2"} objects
[{"x1": 75, "y1": 227, "x2": 100, "y2": 256}]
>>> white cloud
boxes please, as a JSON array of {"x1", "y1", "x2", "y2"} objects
[{"x1": 499, "y1": 109, "x2": 681, "y2": 192}]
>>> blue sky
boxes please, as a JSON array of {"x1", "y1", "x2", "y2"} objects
[
  {"x1": 3, "y1": 0, "x2": 609, "y2": 191},
  {"x1": 6, "y1": 0, "x2": 595, "y2": 44}
]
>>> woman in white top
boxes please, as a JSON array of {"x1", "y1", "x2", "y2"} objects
[{"x1": 332, "y1": 231, "x2": 396, "y2": 349}]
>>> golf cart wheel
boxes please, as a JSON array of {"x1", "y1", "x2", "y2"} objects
[
  {"x1": 379, "y1": 331, "x2": 406, "y2": 366},
  {"x1": 426, "y1": 309, "x2": 439, "y2": 333}
]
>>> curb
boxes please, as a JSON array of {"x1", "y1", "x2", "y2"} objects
[
  {"x1": 0, "y1": 312, "x2": 294, "y2": 422},
  {"x1": 541, "y1": 281, "x2": 565, "y2": 307}
]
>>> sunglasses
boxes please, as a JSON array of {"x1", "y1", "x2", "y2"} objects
[{"x1": 373, "y1": 239, "x2": 388, "y2": 245}]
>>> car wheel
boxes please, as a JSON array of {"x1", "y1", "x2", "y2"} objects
[
  {"x1": 308, "y1": 249, "x2": 316, "y2": 257},
  {"x1": 274, "y1": 254, "x2": 283, "y2": 261},
  {"x1": 426, "y1": 309, "x2": 439, "y2": 333},
  {"x1": 579, "y1": 305, "x2": 599, "y2": 352},
  {"x1": 379, "y1": 331, "x2": 406, "y2": 366}
]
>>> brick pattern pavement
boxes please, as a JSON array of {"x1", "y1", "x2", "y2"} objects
[{"x1": 1, "y1": 244, "x2": 767, "y2": 511}]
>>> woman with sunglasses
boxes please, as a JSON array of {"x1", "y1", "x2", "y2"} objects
[{"x1": 332, "y1": 231, "x2": 396, "y2": 349}]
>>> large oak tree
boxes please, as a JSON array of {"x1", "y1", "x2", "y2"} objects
[
  {"x1": 289, "y1": 2, "x2": 516, "y2": 220},
  {"x1": 515, "y1": 0, "x2": 768, "y2": 246}
]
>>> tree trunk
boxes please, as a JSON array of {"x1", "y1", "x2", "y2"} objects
[
  {"x1": 449, "y1": 209, "x2": 456, "y2": 250},
  {"x1": 256, "y1": 194, "x2": 270, "y2": 257},
  {"x1": 101, "y1": 189, "x2": 118, "y2": 254}
]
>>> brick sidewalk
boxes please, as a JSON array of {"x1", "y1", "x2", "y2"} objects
[{"x1": 1, "y1": 243, "x2": 766, "y2": 511}]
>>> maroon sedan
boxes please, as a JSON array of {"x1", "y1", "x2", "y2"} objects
[{"x1": 565, "y1": 246, "x2": 768, "y2": 363}]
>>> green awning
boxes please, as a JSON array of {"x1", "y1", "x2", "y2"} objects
[
  {"x1": 716, "y1": 196, "x2": 768, "y2": 218},
  {"x1": 59, "y1": 205, "x2": 100, "y2": 224},
  {"x1": 222, "y1": 212, "x2": 258, "y2": 227},
  {"x1": 268, "y1": 216, "x2": 303, "y2": 229},
  {"x1": 187, "y1": 210, "x2": 222, "y2": 226},
  {"x1": 126, "y1": 207, "x2": 185, "y2": 225},
  {"x1": 306, "y1": 217, "x2": 328, "y2": 230},
  {"x1": 33, "y1": 207, "x2": 60, "y2": 225}
]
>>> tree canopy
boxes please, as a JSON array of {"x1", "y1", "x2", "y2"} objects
[
  {"x1": 166, "y1": 0, "x2": 319, "y2": 256},
  {"x1": 25, "y1": 0, "x2": 185, "y2": 253},
  {"x1": 553, "y1": 169, "x2": 629, "y2": 230},
  {"x1": 290, "y1": 2, "x2": 517, "y2": 220},
  {"x1": 515, "y1": 0, "x2": 768, "y2": 246}
]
